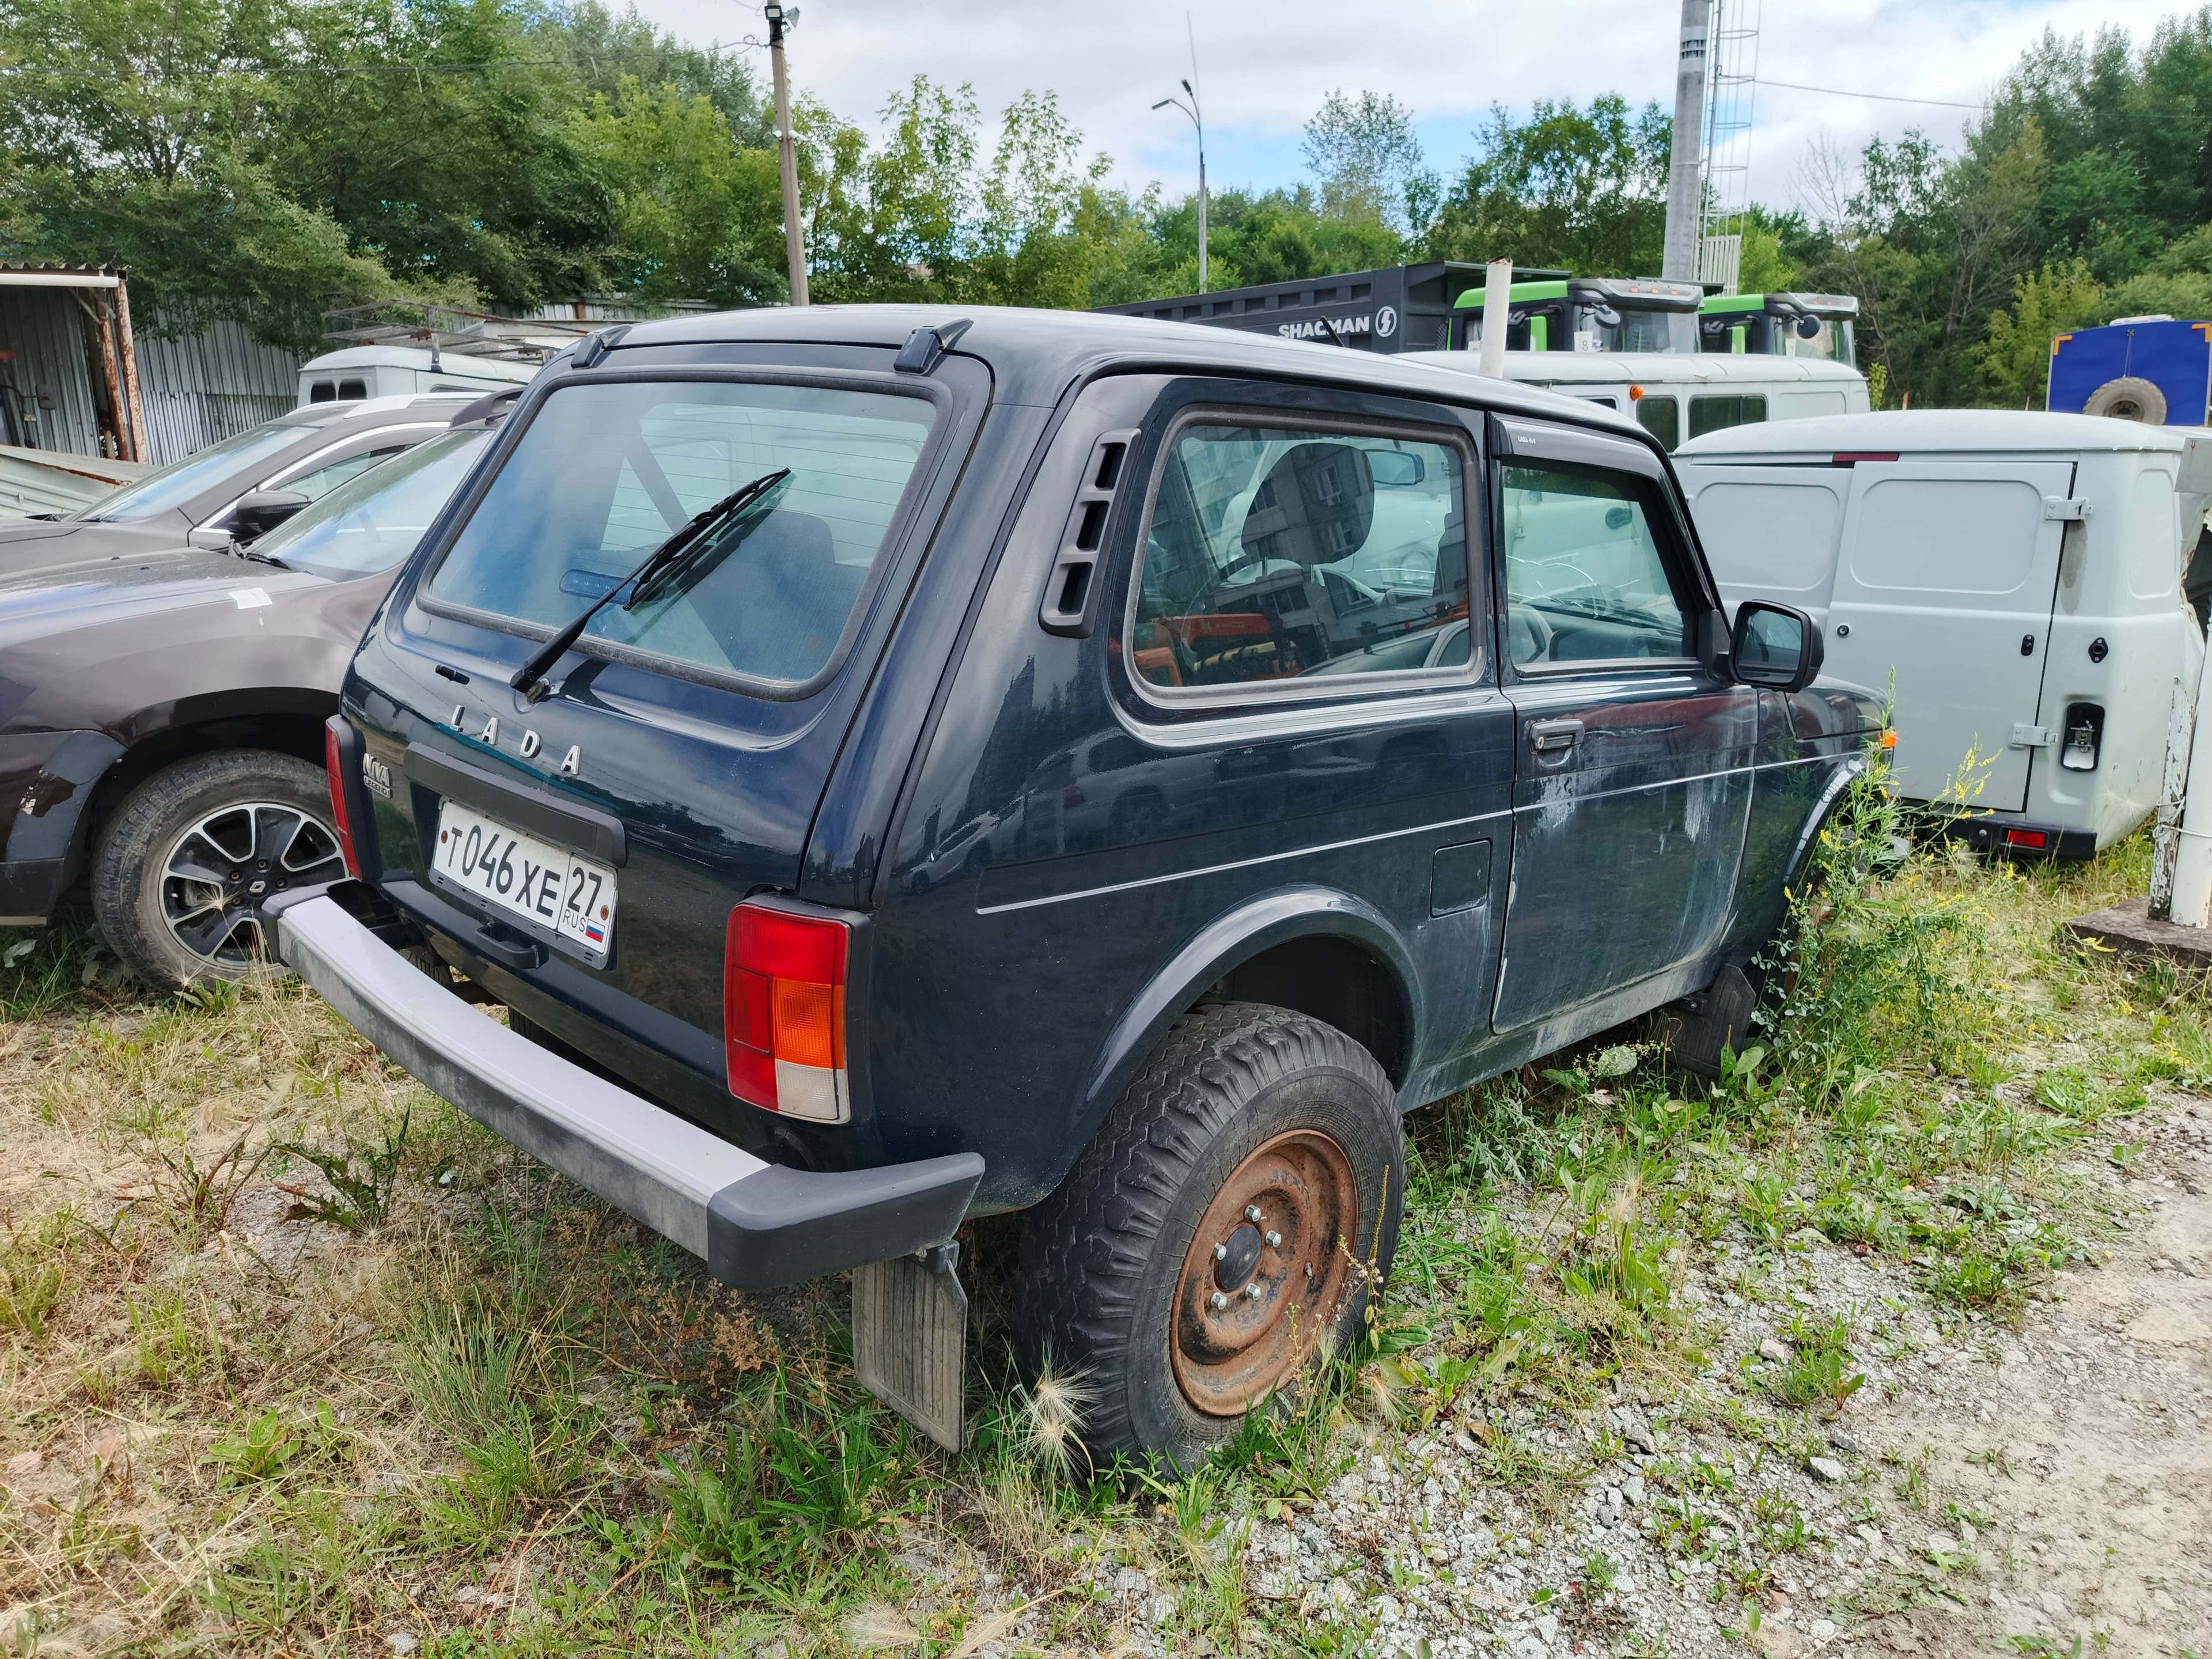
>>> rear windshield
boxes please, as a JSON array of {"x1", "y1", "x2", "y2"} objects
[
  {"x1": 425, "y1": 379, "x2": 935, "y2": 685},
  {"x1": 81, "y1": 422, "x2": 304, "y2": 522}
]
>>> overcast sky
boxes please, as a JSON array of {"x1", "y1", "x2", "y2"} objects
[{"x1": 633, "y1": 1, "x2": 2192, "y2": 215}]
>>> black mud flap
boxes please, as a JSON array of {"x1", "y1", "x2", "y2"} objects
[
  {"x1": 853, "y1": 1242, "x2": 968, "y2": 1452},
  {"x1": 1664, "y1": 963, "x2": 1756, "y2": 1078}
]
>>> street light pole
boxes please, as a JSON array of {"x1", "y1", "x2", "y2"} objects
[
  {"x1": 764, "y1": 3, "x2": 809, "y2": 306},
  {"x1": 1152, "y1": 78, "x2": 1207, "y2": 294}
]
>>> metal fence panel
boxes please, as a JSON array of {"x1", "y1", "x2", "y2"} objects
[{"x1": 136, "y1": 314, "x2": 301, "y2": 465}]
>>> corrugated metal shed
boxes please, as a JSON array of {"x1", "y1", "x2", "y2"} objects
[
  {"x1": 0, "y1": 285, "x2": 103, "y2": 457},
  {"x1": 0, "y1": 443, "x2": 146, "y2": 518},
  {"x1": 136, "y1": 315, "x2": 300, "y2": 465}
]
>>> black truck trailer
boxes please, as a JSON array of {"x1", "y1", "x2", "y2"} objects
[{"x1": 1093, "y1": 262, "x2": 1567, "y2": 355}]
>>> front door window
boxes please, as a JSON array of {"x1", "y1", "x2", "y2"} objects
[{"x1": 1499, "y1": 462, "x2": 1689, "y2": 666}]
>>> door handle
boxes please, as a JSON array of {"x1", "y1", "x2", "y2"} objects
[{"x1": 1528, "y1": 718, "x2": 1584, "y2": 754}]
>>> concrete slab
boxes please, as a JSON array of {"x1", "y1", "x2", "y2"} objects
[{"x1": 2065, "y1": 896, "x2": 2212, "y2": 968}]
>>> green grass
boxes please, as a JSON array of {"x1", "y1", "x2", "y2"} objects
[{"x1": 0, "y1": 757, "x2": 2200, "y2": 1653}]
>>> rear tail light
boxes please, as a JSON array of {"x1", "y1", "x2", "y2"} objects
[
  {"x1": 325, "y1": 722, "x2": 361, "y2": 879},
  {"x1": 725, "y1": 899, "x2": 850, "y2": 1123},
  {"x1": 2004, "y1": 828, "x2": 2049, "y2": 850}
]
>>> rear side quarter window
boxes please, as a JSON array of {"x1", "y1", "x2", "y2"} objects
[{"x1": 1124, "y1": 416, "x2": 1478, "y2": 695}]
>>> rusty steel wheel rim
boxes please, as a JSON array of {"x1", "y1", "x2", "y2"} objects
[{"x1": 1171, "y1": 1128, "x2": 1360, "y2": 1417}]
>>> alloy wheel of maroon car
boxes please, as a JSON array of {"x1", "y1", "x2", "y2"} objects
[{"x1": 91, "y1": 750, "x2": 346, "y2": 987}]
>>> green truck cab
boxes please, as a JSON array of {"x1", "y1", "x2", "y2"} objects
[
  {"x1": 1699, "y1": 293, "x2": 1859, "y2": 366},
  {"x1": 1452, "y1": 277, "x2": 1705, "y2": 354}
]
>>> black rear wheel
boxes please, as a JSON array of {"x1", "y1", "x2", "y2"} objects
[{"x1": 1016, "y1": 1001, "x2": 1404, "y2": 1468}]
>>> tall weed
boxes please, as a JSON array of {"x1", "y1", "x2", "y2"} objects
[{"x1": 1758, "y1": 749, "x2": 1979, "y2": 1099}]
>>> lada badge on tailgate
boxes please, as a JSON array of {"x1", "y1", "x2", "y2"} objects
[{"x1": 445, "y1": 703, "x2": 582, "y2": 777}]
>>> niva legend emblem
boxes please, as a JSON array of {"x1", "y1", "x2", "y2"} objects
[{"x1": 448, "y1": 704, "x2": 582, "y2": 777}]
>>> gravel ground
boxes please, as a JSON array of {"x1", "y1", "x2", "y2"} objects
[{"x1": 888, "y1": 1098, "x2": 2212, "y2": 1659}]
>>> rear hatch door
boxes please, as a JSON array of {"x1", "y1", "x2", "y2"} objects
[{"x1": 361, "y1": 348, "x2": 989, "y2": 1127}]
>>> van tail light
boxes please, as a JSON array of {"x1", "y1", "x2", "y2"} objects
[
  {"x1": 725, "y1": 899, "x2": 850, "y2": 1124},
  {"x1": 324, "y1": 721, "x2": 361, "y2": 879}
]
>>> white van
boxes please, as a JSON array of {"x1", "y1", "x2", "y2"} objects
[
  {"x1": 297, "y1": 346, "x2": 539, "y2": 407},
  {"x1": 1403, "y1": 351, "x2": 1870, "y2": 451},
  {"x1": 1677, "y1": 410, "x2": 2212, "y2": 855}
]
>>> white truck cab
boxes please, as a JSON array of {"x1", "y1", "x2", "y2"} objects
[
  {"x1": 1403, "y1": 350, "x2": 1871, "y2": 452},
  {"x1": 1677, "y1": 409, "x2": 2212, "y2": 855},
  {"x1": 297, "y1": 346, "x2": 539, "y2": 407}
]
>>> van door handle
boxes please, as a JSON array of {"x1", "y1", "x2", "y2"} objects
[{"x1": 1528, "y1": 718, "x2": 1584, "y2": 754}]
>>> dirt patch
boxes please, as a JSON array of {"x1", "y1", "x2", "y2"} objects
[{"x1": 1847, "y1": 1154, "x2": 2212, "y2": 1657}]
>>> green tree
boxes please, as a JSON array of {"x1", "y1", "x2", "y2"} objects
[
  {"x1": 0, "y1": 0, "x2": 395, "y2": 346},
  {"x1": 268, "y1": 0, "x2": 617, "y2": 311},
  {"x1": 1301, "y1": 89, "x2": 1437, "y2": 234},
  {"x1": 1979, "y1": 259, "x2": 2103, "y2": 406},
  {"x1": 569, "y1": 77, "x2": 784, "y2": 307},
  {"x1": 971, "y1": 90, "x2": 1116, "y2": 308},
  {"x1": 1420, "y1": 95, "x2": 1671, "y2": 275}
]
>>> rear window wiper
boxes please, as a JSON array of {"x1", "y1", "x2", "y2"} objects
[{"x1": 511, "y1": 468, "x2": 790, "y2": 698}]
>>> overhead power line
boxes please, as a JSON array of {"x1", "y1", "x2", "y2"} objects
[{"x1": 1756, "y1": 76, "x2": 1988, "y2": 111}]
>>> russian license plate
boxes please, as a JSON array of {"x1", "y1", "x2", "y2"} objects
[{"x1": 431, "y1": 800, "x2": 617, "y2": 964}]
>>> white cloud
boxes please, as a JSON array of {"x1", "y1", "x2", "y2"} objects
[{"x1": 637, "y1": 0, "x2": 2188, "y2": 213}]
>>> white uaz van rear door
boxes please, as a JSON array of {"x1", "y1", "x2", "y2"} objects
[
  {"x1": 1677, "y1": 465, "x2": 1850, "y2": 622},
  {"x1": 1825, "y1": 459, "x2": 2075, "y2": 812}
]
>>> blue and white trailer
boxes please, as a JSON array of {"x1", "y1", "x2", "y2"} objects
[{"x1": 2048, "y1": 316, "x2": 2212, "y2": 425}]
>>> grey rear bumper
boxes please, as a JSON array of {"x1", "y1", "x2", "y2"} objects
[{"x1": 270, "y1": 888, "x2": 983, "y2": 1288}]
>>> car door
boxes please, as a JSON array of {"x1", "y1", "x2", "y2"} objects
[
  {"x1": 876, "y1": 373, "x2": 1518, "y2": 1169},
  {"x1": 1490, "y1": 415, "x2": 1759, "y2": 1033},
  {"x1": 1823, "y1": 459, "x2": 2075, "y2": 812}
]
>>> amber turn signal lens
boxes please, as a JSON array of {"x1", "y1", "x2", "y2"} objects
[{"x1": 771, "y1": 978, "x2": 842, "y2": 1070}]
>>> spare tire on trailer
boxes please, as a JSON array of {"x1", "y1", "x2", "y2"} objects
[{"x1": 2083, "y1": 376, "x2": 2168, "y2": 423}]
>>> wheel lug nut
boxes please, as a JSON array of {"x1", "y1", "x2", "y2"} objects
[
  {"x1": 1213, "y1": 1243, "x2": 1228, "y2": 1261},
  {"x1": 1244, "y1": 1205, "x2": 1264, "y2": 1223},
  {"x1": 1305, "y1": 1264, "x2": 1315, "y2": 1279},
  {"x1": 1266, "y1": 1230, "x2": 1283, "y2": 1248},
  {"x1": 1210, "y1": 1291, "x2": 1229, "y2": 1312},
  {"x1": 1245, "y1": 1282, "x2": 1263, "y2": 1300}
]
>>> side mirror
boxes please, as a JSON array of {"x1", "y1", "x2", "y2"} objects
[
  {"x1": 229, "y1": 489, "x2": 309, "y2": 541},
  {"x1": 1730, "y1": 600, "x2": 1824, "y2": 692},
  {"x1": 1369, "y1": 450, "x2": 1426, "y2": 487},
  {"x1": 1794, "y1": 313, "x2": 1824, "y2": 340}
]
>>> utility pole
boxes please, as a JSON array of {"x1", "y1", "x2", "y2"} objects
[
  {"x1": 764, "y1": 3, "x2": 809, "y2": 306},
  {"x1": 1661, "y1": 0, "x2": 1710, "y2": 283},
  {"x1": 1154, "y1": 20, "x2": 1207, "y2": 294}
]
